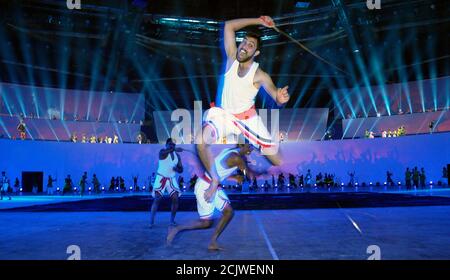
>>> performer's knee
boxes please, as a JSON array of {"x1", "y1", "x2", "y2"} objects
[
  {"x1": 200, "y1": 219, "x2": 214, "y2": 228},
  {"x1": 223, "y1": 205, "x2": 234, "y2": 218}
]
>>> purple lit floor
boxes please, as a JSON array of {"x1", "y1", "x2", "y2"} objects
[{"x1": 1, "y1": 205, "x2": 450, "y2": 260}]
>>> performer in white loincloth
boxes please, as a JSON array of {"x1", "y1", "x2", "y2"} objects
[
  {"x1": 150, "y1": 138, "x2": 184, "y2": 227},
  {"x1": 167, "y1": 144, "x2": 254, "y2": 250}
]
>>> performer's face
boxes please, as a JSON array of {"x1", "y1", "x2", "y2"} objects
[
  {"x1": 239, "y1": 144, "x2": 253, "y2": 156},
  {"x1": 166, "y1": 140, "x2": 175, "y2": 149},
  {"x1": 236, "y1": 36, "x2": 260, "y2": 63}
]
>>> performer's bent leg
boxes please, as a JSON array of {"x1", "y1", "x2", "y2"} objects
[
  {"x1": 209, "y1": 204, "x2": 234, "y2": 250},
  {"x1": 263, "y1": 148, "x2": 282, "y2": 166},
  {"x1": 149, "y1": 193, "x2": 162, "y2": 227},
  {"x1": 196, "y1": 124, "x2": 218, "y2": 178},
  {"x1": 170, "y1": 192, "x2": 179, "y2": 225}
]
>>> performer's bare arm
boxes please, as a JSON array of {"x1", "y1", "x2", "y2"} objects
[
  {"x1": 256, "y1": 70, "x2": 290, "y2": 106},
  {"x1": 173, "y1": 153, "x2": 183, "y2": 173}
]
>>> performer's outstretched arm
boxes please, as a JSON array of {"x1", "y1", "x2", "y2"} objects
[{"x1": 258, "y1": 70, "x2": 290, "y2": 106}]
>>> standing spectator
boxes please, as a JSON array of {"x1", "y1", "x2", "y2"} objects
[
  {"x1": 305, "y1": 170, "x2": 312, "y2": 187},
  {"x1": 348, "y1": 171, "x2": 355, "y2": 186},
  {"x1": 79, "y1": 172, "x2": 88, "y2": 195},
  {"x1": 1, "y1": 171, "x2": 11, "y2": 200},
  {"x1": 420, "y1": 168, "x2": 426, "y2": 189},
  {"x1": 13, "y1": 178, "x2": 20, "y2": 194},
  {"x1": 298, "y1": 174, "x2": 304, "y2": 187},
  {"x1": 109, "y1": 177, "x2": 115, "y2": 192},
  {"x1": 92, "y1": 174, "x2": 100, "y2": 193},
  {"x1": 429, "y1": 121, "x2": 435, "y2": 134},
  {"x1": 405, "y1": 168, "x2": 412, "y2": 190},
  {"x1": 289, "y1": 173, "x2": 297, "y2": 188},
  {"x1": 251, "y1": 176, "x2": 258, "y2": 190},
  {"x1": 386, "y1": 171, "x2": 394, "y2": 186},
  {"x1": 277, "y1": 173, "x2": 285, "y2": 189},
  {"x1": 119, "y1": 177, "x2": 125, "y2": 191},
  {"x1": 412, "y1": 167, "x2": 420, "y2": 188},
  {"x1": 47, "y1": 175, "x2": 56, "y2": 195},
  {"x1": 17, "y1": 119, "x2": 26, "y2": 140},
  {"x1": 115, "y1": 176, "x2": 120, "y2": 191},
  {"x1": 133, "y1": 175, "x2": 139, "y2": 191},
  {"x1": 63, "y1": 175, "x2": 73, "y2": 195}
]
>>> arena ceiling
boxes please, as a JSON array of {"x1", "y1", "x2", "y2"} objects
[{"x1": 0, "y1": 0, "x2": 448, "y2": 109}]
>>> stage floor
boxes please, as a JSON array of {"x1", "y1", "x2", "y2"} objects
[{"x1": 1, "y1": 206, "x2": 450, "y2": 260}]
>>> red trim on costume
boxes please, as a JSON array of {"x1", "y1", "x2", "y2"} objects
[
  {"x1": 232, "y1": 105, "x2": 257, "y2": 120},
  {"x1": 232, "y1": 121, "x2": 274, "y2": 148}
]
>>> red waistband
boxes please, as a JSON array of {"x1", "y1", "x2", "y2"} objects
[
  {"x1": 232, "y1": 105, "x2": 256, "y2": 120},
  {"x1": 201, "y1": 173, "x2": 212, "y2": 184}
]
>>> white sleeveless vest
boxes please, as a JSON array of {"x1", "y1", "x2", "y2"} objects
[{"x1": 220, "y1": 60, "x2": 259, "y2": 114}]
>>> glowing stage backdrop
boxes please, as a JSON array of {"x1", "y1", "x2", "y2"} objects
[{"x1": 0, "y1": 132, "x2": 448, "y2": 191}]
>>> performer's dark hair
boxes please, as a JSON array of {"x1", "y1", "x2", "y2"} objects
[
  {"x1": 166, "y1": 138, "x2": 174, "y2": 144},
  {"x1": 244, "y1": 27, "x2": 262, "y2": 51}
]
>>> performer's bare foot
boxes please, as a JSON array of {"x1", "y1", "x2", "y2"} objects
[
  {"x1": 166, "y1": 226, "x2": 178, "y2": 246},
  {"x1": 208, "y1": 241, "x2": 225, "y2": 251}
]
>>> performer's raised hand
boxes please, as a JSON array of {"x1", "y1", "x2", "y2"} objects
[
  {"x1": 276, "y1": 86, "x2": 290, "y2": 105},
  {"x1": 259, "y1": 16, "x2": 275, "y2": 28}
]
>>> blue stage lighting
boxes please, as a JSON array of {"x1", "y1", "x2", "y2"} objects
[
  {"x1": 295, "y1": 2, "x2": 310, "y2": 8},
  {"x1": 19, "y1": 188, "x2": 23, "y2": 192}
]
